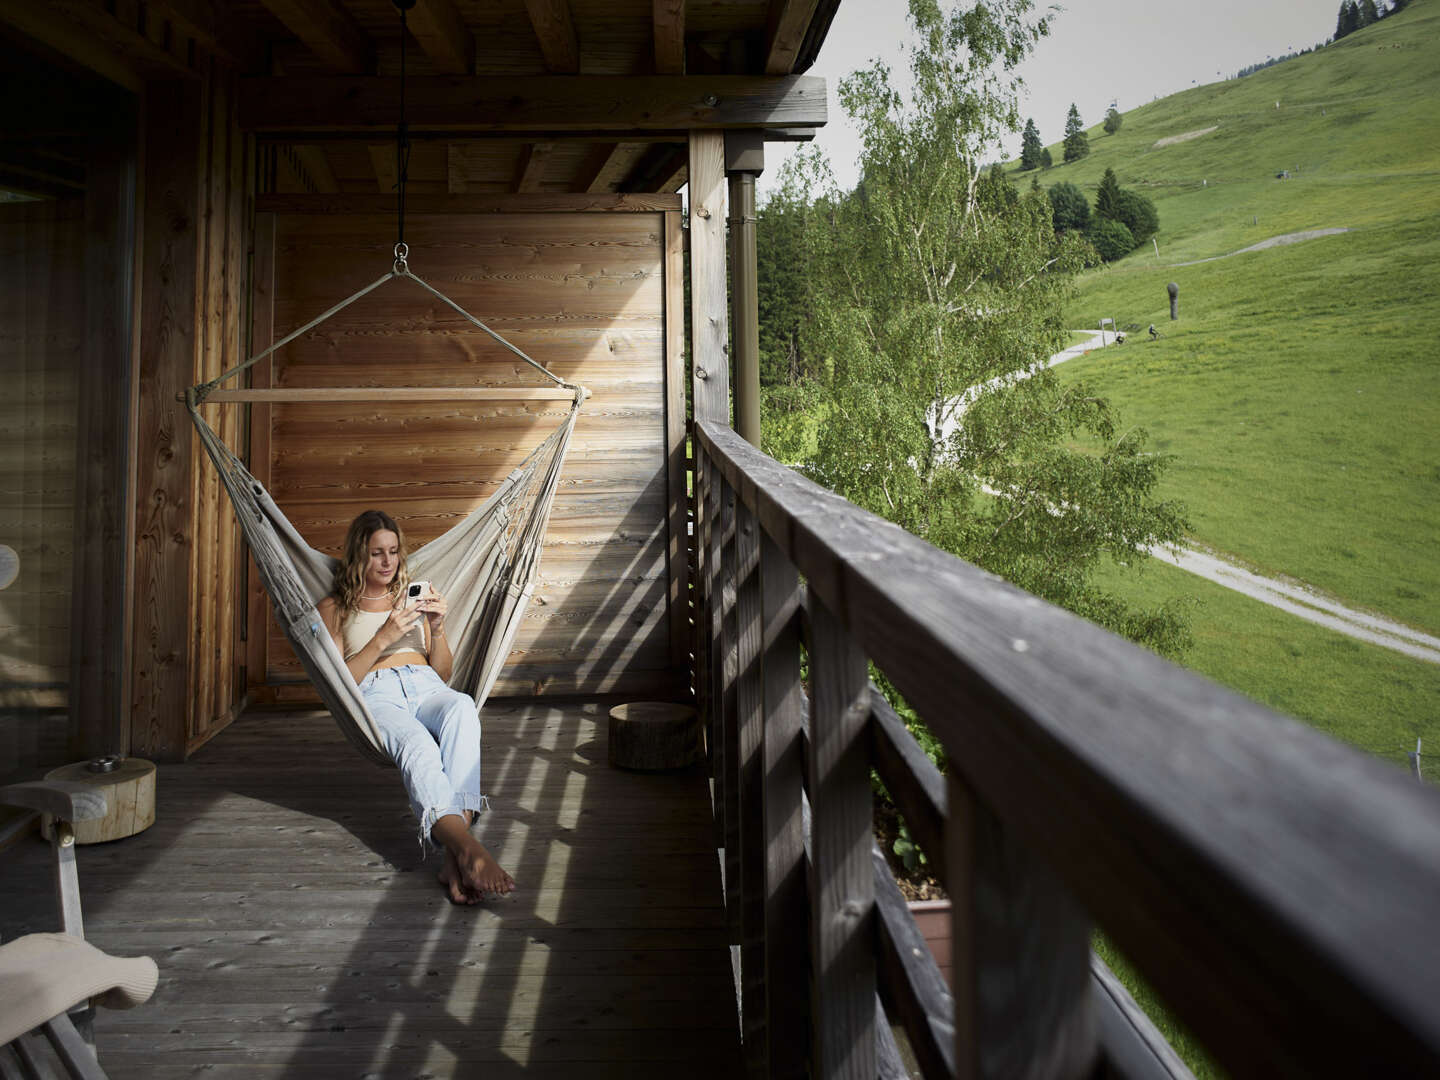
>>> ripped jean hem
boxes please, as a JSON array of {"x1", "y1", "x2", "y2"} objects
[{"x1": 417, "y1": 793, "x2": 492, "y2": 856}]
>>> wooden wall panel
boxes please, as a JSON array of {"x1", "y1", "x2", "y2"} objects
[
  {"x1": 256, "y1": 210, "x2": 680, "y2": 700},
  {"x1": 131, "y1": 62, "x2": 250, "y2": 761},
  {"x1": 0, "y1": 203, "x2": 83, "y2": 753}
]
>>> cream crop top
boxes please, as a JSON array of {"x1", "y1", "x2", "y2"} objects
[{"x1": 341, "y1": 607, "x2": 428, "y2": 662}]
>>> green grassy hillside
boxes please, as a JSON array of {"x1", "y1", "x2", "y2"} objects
[{"x1": 1024, "y1": 1, "x2": 1440, "y2": 639}]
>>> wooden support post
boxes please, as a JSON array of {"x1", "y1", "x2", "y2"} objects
[
  {"x1": 70, "y1": 101, "x2": 138, "y2": 760},
  {"x1": 807, "y1": 596, "x2": 875, "y2": 1079},
  {"x1": 726, "y1": 131, "x2": 763, "y2": 448},
  {"x1": 720, "y1": 480, "x2": 742, "y2": 939},
  {"x1": 946, "y1": 771, "x2": 1097, "y2": 1080},
  {"x1": 130, "y1": 81, "x2": 203, "y2": 761},
  {"x1": 663, "y1": 211, "x2": 690, "y2": 672},
  {"x1": 761, "y1": 531, "x2": 809, "y2": 1079},
  {"x1": 246, "y1": 212, "x2": 276, "y2": 693},
  {"x1": 688, "y1": 131, "x2": 729, "y2": 425},
  {"x1": 734, "y1": 498, "x2": 767, "y2": 1073}
]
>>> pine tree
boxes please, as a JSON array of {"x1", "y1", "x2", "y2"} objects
[
  {"x1": 1062, "y1": 104, "x2": 1089, "y2": 162},
  {"x1": 1103, "y1": 105, "x2": 1122, "y2": 135},
  {"x1": 1020, "y1": 117, "x2": 1043, "y2": 170},
  {"x1": 1095, "y1": 167, "x2": 1122, "y2": 220},
  {"x1": 1039, "y1": 147, "x2": 1053, "y2": 169},
  {"x1": 1335, "y1": 0, "x2": 1360, "y2": 38},
  {"x1": 1358, "y1": 0, "x2": 1380, "y2": 25}
]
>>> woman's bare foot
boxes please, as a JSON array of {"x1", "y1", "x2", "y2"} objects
[
  {"x1": 455, "y1": 839, "x2": 516, "y2": 898},
  {"x1": 438, "y1": 848, "x2": 482, "y2": 905},
  {"x1": 431, "y1": 814, "x2": 516, "y2": 900}
]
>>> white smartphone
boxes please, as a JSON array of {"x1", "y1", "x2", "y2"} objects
[{"x1": 403, "y1": 580, "x2": 430, "y2": 608}]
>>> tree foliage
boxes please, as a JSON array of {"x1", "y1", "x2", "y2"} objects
[
  {"x1": 1090, "y1": 218, "x2": 1135, "y2": 262},
  {"x1": 1112, "y1": 188, "x2": 1159, "y2": 245},
  {"x1": 762, "y1": 0, "x2": 1191, "y2": 659},
  {"x1": 1335, "y1": 0, "x2": 1360, "y2": 37},
  {"x1": 1020, "y1": 117, "x2": 1043, "y2": 169},
  {"x1": 1094, "y1": 167, "x2": 1121, "y2": 221},
  {"x1": 1090, "y1": 169, "x2": 1159, "y2": 256},
  {"x1": 1063, "y1": 103, "x2": 1089, "y2": 161},
  {"x1": 1039, "y1": 146, "x2": 1053, "y2": 169},
  {"x1": 1103, "y1": 104, "x2": 1122, "y2": 135},
  {"x1": 1047, "y1": 181, "x2": 1090, "y2": 234}
]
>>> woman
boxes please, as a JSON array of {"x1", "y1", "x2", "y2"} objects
[{"x1": 317, "y1": 509, "x2": 515, "y2": 905}]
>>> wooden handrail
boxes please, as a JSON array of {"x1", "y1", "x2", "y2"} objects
[
  {"x1": 196, "y1": 387, "x2": 581, "y2": 403},
  {"x1": 693, "y1": 418, "x2": 1440, "y2": 1077}
]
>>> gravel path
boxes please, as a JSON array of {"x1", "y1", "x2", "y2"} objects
[
  {"x1": 1170, "y1": 227, "x2": 1351, "y2": 267},
  {"x1": 1049, "y1": 330, "x2": 1440, "y2": 663},
  {"x1": 1148, "y1": 544, "x2": 1440, "y2": 663}
]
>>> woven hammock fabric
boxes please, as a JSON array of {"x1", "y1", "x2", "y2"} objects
[{"x1": 188, "y1": 394, "x2": 581, "y2": 766}]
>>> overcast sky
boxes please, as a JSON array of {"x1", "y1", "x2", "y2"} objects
[{"x1": 759, "y1": 0, "x2": 1343, "y2": 199}]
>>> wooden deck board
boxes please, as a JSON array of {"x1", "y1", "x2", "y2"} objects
[{"x1": 0, "y1": 702, "x2": 739, "y2": 1075}]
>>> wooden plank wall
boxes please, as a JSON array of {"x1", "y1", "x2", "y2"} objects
[
  {"x1": 252, "y1": 204, "x2": 684, "y2": 701},
  {"x1": 0, "y1": 200, "x2": 83, "y2": 766},
  {"x1": 130, "y1": 59, "x2": 251, "y2": 761}
]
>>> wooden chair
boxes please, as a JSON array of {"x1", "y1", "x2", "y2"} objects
[{"x1": 0, "y1": 780, "x2": 158, "y2": 1079}]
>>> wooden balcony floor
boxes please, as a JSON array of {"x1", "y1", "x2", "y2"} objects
[{"x1": 3, "y1": 702, "x2": 740, "y2": 1078}]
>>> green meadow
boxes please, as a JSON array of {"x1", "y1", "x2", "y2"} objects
[{"x1": 1024, "y1": 2, "x2": 1440, "y2": 637}]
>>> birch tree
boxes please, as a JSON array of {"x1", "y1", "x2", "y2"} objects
[{"x1": 776, "y1": 0, "x2": 1191, "y2": 656}]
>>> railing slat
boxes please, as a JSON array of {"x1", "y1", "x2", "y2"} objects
[
  {"x1": 807, "y1": 596, "x2": 876, "y2": 1079},
  {"x1": 719, "y1": 479, "x2": 742, "y2": 939},
  {"x1": 876, "y1": 993, "x2": 910, "y2": 1080},
  {"x1": 761, "y1": 531, "x2": 809, "y2": 1080},
  {"x1": 873, "y1": 845, "x2": 957, "y2": 1079},
  {"x1": 696, "y1": 419, "x2": 1440, "y2": 1077},
  {"x1": 734, "y1": 499, "x2": 767, "y2": 1074},
  {"x1": 948, "y1": 770, "x2": 1096, "y2": 1079},
  {"x1": 766, "y1": 532, "x2": 812, "y2": 1080},
  {"x1": 870, "y1": 683, "x2": 948, "y2": 884},
  {"x1": 1091, "y1": 954, "x2": 1196, "y2": 1080}
]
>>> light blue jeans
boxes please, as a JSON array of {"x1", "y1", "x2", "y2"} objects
[{"x1": 359, "y1": 664, "x2": 488, "y2": 853}]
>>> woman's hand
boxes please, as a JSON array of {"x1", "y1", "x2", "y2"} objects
[
  {"x1": 415, "y1": 585, "x2": 447, "y2": 637},
  {"x1": 377, "y1": 604, "x2": 426, "y2": 649}
]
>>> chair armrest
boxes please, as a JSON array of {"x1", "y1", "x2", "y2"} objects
[{"x1": 0, "y1": 781, "x2": 108, "y2": 823}]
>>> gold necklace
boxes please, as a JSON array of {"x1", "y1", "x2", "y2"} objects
[{"x1": 361, "y1": 589, "x2": 392, "y2": 600}]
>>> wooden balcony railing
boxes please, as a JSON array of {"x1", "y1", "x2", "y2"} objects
[{"x1": 690, "y1": 418, "x2": 1440, "y2": 1079}]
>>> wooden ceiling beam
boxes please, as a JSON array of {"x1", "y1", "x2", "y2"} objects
[
  {"x1": 240, "y1": 75, "x2": 827, "y2": 135},
  {"x1": 0, "y1": 0, "x2": 199, "y2": 91},
  {"x1": 149, "y1": 0, "x2": 264, "y2": 72},
  {"x1": 406, "y1": 0, "x2": 474, "y2": 76},
  {"x1": 652, "y1": 0, "x2": 685, "y2": 75},
  {"x1": 764, "y1": 0, "x2": 822, "y2": 75},
  {"x1": 620, "y1": 144, "x2": 688, "y2": 194},
  {"x1": 523, "y1": 0, "x2": 580, "y2": 74},
  {"x1": 290, "y1": 145, "x2": 339, "y2": 193},
  {"x1": 575, "y1": 143, "x2": 621, "y2": 193},
  {"x1": 515, "y1": 142, "x2": 556, "y2": 193},
  {"x1": 257, "y1": 0, "x2": 373, "y2": 74},
  {"x1": 576, "y1": 142, "x2": 651, "y2": 193}
]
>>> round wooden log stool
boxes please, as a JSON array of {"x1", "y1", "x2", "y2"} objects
[
  {"x1": 608, "y1": 703, "x2": 702, "y2": 770},
  {"x1": 41, "y1": 757, "x2": 157, "y2": 844}
]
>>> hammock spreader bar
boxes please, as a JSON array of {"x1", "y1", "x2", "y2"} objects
[{"x1": 187, "y1": 261, "x2": 587, "y2": 766}]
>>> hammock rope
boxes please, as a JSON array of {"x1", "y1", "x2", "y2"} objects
[
  {"x1": 186, "y1": 264, "x2": 587, "y2": 766},
  {"x1": 187, "y1": 0, "x2": 584, "y2": 767}
]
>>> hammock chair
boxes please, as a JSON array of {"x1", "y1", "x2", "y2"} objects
[{"x1": 186, "y1": 246, "x2": 587, "y2": 766}]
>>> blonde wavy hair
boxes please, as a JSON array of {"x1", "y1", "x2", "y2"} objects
[{"x1": 333, "y1": 509, "x2": 411, "y2": 617}]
